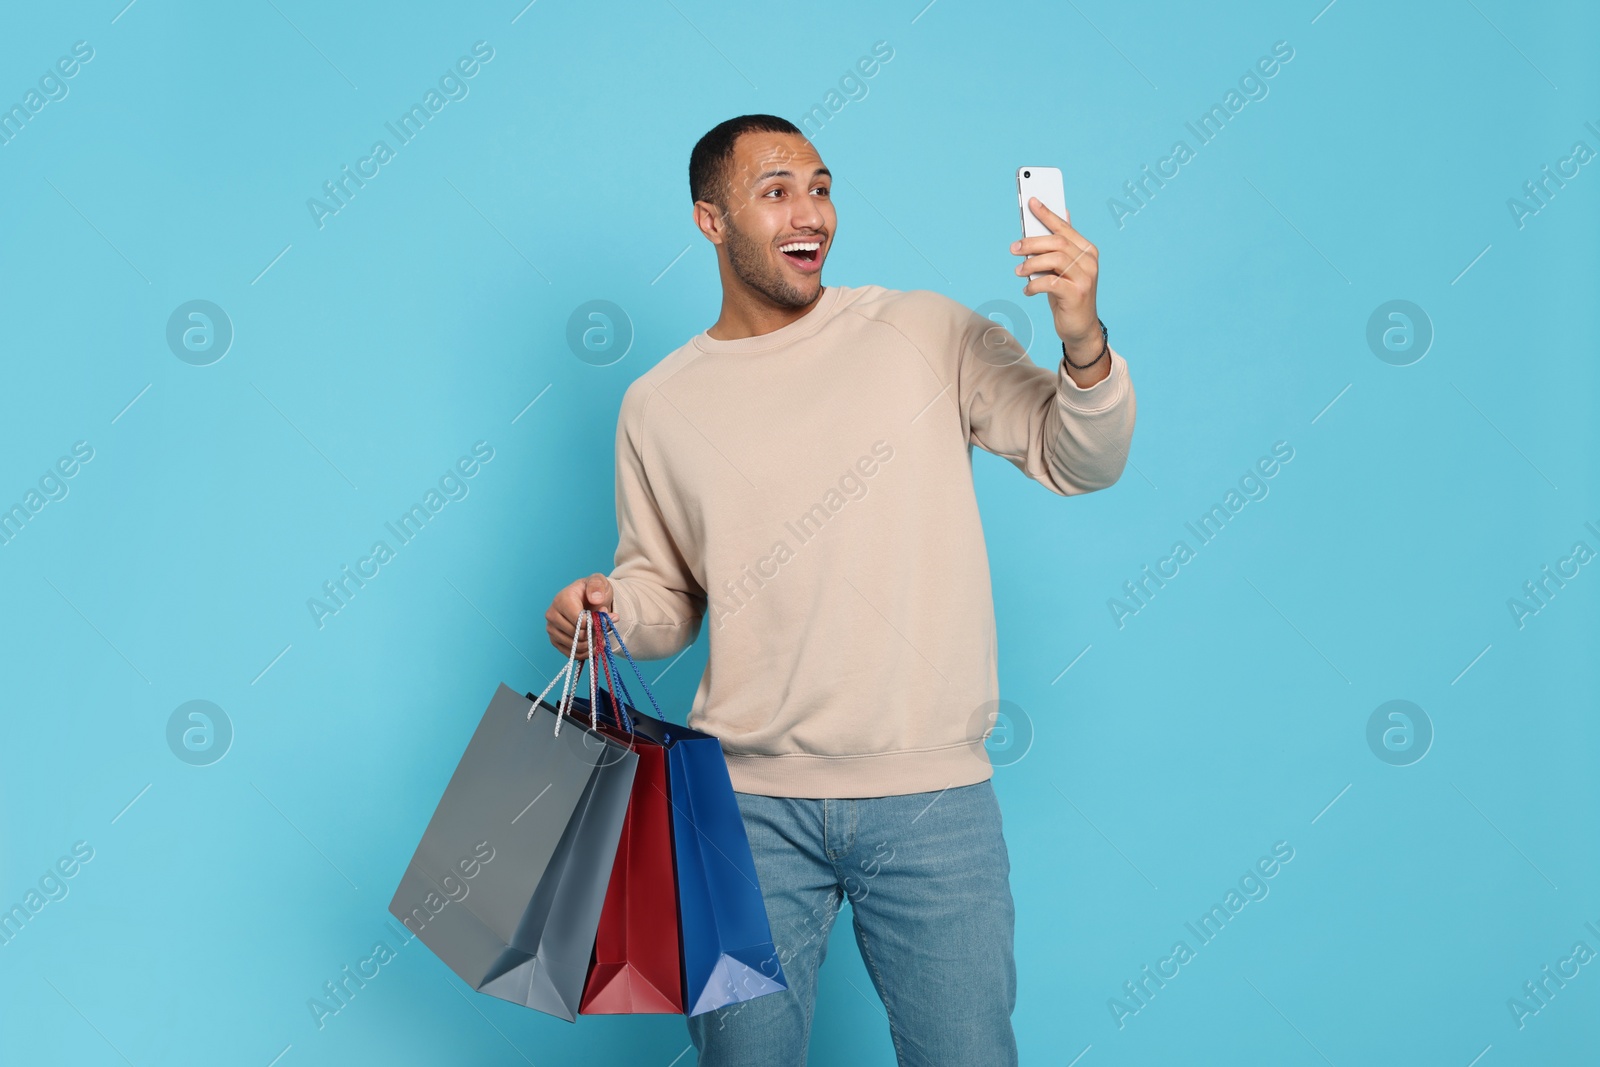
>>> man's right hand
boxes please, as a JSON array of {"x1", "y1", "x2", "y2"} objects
[{"x1": 546, "y1": 573, "x2": 614, "y2": 659}]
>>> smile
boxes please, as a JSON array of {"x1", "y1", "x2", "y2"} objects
[{"x1": 777, "y1": 239, "x2": 824, "y2": 272}]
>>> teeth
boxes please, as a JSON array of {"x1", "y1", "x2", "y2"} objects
[{"x1": 779, "y1": 241, "x2": 821, "y2": 253}]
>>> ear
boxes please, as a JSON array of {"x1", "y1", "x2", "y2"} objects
[{"x1": 693, "y1": 200, "x2": 725, "y2": 245}]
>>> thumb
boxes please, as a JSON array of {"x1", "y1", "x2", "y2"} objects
[{"x1": 585, "y1": 576, "x2": 610, "y2": 604}]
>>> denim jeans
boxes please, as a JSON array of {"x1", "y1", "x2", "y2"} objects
[{"x1": 687, "y1": 779, "x2": 1019, "y2": 1067}]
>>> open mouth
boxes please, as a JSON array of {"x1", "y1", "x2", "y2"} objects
[{"x1": 778, "y1": 239, "x2": 823, "y2": 271}]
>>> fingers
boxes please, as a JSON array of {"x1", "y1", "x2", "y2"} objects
[
  {"x1": 1012, "y1": 230, "x2": 1095, "y2": 261},
  {"x1": 1025, "y1": 195, "x2": 1076, "y2": 237},
  {"x1": 546, "y1": 610, "x2": 593, "y2": 659},
  {"x1": 1014, "y1": 200, "x2": 1095, "y2": 258},
  {"x1": 1022, "y1": 270, "x2": 1087, "y2": 298},
  {"x1": 582, "y1": 573, "x2": 614, "y2": 611},
  {"x1": 1015, "y1": 246, "x2": 1096, "y2": 282},
  {"x1": 547, "y1": 576, "x2": 611, "y2": 658}
]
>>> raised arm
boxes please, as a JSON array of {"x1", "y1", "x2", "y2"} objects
[{"x1": 957, "y1": 305, "x2": 1136, "y2": 496}]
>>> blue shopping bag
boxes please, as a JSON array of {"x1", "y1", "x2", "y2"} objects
[{"x1": 574, "y1": 611, "x2": 788, "y2": 1016}]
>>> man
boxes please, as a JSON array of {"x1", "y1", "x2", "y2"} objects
[{"x1": 544, "y1": 114, "x2": 1135, "y2": 1066}]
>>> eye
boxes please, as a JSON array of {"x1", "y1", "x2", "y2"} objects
[
  {"x1": 763, "y1": 187, "x2": 783, "y2": 198},
  {"x1": 812, "y1": 186, "x2": 830, "y2": 197}
]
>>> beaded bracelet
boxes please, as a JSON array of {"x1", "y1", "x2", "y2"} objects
[{"x1": 1062, "y1": 318, "x2": 1109, "y2": 370}]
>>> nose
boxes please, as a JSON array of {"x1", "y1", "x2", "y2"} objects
[{"x1": 790, "y1": 192, "x2": 824, "y2": 233}]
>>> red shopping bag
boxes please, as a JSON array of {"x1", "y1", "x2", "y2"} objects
[{"x1": 573, "y1": 612, "x2": 685, "y2": 1015}]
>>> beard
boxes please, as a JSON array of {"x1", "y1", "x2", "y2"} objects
[{"x1": 723, "y1": 213, "x2": 820, "y2": 310}]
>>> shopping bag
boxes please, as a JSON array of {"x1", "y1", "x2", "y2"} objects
[
  {"x1": 570, "y1": 611, "x2": 685, "y2": 1015},
  {"x1": 586, "y1": 610, "x2": 788, "y2": 1017},
  {"x1": 389, "y1": 609, "x2": 639, "y2": 1022}
]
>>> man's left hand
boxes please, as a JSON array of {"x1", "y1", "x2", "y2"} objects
[{"x1": 1011, "y1": 196, "x2": 1102, "y2": 366}]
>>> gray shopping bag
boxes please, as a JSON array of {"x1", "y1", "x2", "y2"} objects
[{"x1": 389, "y1": 611, "x2": 640, "y2": 1021}]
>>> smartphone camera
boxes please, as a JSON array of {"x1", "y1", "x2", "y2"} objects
[{"x1": 1023, "y1": 170, "x2": 1031, "y2": 178}]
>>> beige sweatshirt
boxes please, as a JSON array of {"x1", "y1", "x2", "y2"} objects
[{"x1": 605, "y1": 284, "x2": 1136, "y2": 798}]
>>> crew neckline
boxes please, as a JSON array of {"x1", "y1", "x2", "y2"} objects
[{"x1": 690, "y1": 285, "x2": 846, "y2": 354}]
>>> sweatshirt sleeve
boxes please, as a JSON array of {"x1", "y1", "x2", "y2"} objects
[
  {"x1": 605, "y1": 382, "x2": 707, "y2": 660},
  {"x1": 955, "y1": 301, "x2": 1137, "y2": 496}
]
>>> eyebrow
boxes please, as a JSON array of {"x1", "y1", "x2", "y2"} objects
[{"x1": 754, "y1": 166, "x2": 831, "y2": 183}]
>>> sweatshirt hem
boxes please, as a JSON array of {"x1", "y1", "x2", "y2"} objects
[{"x1": 721, "y1": 739, "x2": 995, "y2": 799}]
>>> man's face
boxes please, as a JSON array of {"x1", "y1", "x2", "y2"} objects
[{"x1": 708, "y1": 132, "x2": 834, "y2": 309}]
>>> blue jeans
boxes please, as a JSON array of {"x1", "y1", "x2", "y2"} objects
[{"x1": 687, "y1": 779, "x2": 1018, "y2": 1066}]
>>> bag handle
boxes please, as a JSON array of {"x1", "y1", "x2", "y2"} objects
[
  {"x1": 527, "y1": 608, "x2": 588, "y2": 735},
  {"x1": 588, "y1": 609, "x2": 646, "y2": 750},
  {"x1": 593, "y1": 615, "x2": 640, "y2": 735},
  {"x1": 592, "y1": 611, "x2": 636, "y2": 735},
  {"x1": 595, "y1": 611, "x2": 669, "y2": 730},
  {"x1": 526, "y1": 609, "x2": 623, "y2": 739}
]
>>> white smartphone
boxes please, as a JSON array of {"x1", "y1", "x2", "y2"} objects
[{"x1": 1017, "y1": 166, "x2": 1066, "y2": 281}]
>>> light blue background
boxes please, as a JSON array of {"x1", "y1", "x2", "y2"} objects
[{"x1": 2, "y1": 0, "x2": 1597, "y2": 1064}]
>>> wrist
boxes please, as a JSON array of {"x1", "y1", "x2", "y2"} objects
[{"x1": 1061, "y1": 318, "x2": 1109, "y2": 370}]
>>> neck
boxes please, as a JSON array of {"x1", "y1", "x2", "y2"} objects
[{"x1": 707, "y1": 286, "x2": 825, "y2": 341}]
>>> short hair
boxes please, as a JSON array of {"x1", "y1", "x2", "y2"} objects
[{"x1": 689, "y1": 114, "x2": 805, "y2": 212}]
